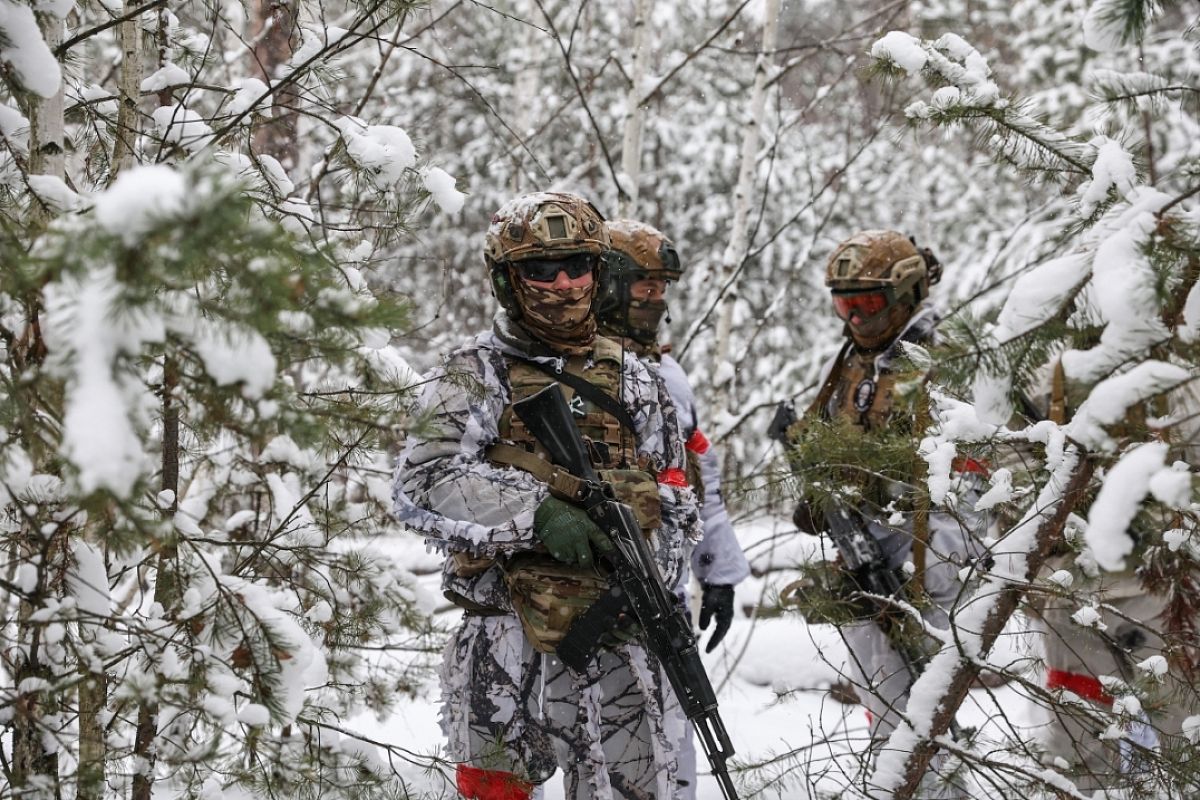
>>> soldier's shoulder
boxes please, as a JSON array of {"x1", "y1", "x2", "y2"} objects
[
  {"x1": 657, "y1": 353, "x2": 687, "y2": 382},
  {"x1": 441, "y1": 332, "x2": 510, "y2": 377},
  {"x1": 592, "y1": 334, "x2": 627, "y2": 366}
]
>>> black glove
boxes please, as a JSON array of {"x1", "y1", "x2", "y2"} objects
[
  {"x1": 698, "y1": 583, "x2": 735, "y2": 653},
  {"x1": 767, "y1": 401, "x2": 797, "y2": 443},
  {"x1": 792, "y1": 501, "x2": 819, "y2": 534}
]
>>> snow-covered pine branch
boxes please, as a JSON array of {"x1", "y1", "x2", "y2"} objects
[{"x1": 856, "y1": 18, "x2": 1200, "y2": 797}]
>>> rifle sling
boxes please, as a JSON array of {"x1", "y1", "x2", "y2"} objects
[
  {"x1": 805, "y1": 340, "x2": 853, "y2": 419},
  {"x1": 484, "y1": 442, "x2": 589, "y2": 503}
]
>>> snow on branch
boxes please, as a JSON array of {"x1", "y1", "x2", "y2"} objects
[
  {"x1": 871, "y1": 30, "x2": 1094, "y2": 177},
  {"x1": 0, "y1": 0, "x2": 63, "y2": 97},
  {"x1": 867, "y1": 442, "x2": 1095, "y2": 798}
]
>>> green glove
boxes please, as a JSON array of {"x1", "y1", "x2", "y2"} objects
[{"x1": 533, "y1": 496, "x2": 613, "y2": 567}]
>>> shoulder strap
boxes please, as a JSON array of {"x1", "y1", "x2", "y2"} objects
[
  {"x1": 515, "y1": 355, "x2": 639, "y2": 434},
  {"x1": 804, "y1": 340, "x2": 853, "y2": 419}
]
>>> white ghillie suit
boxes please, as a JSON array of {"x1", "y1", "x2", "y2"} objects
[{"x1": 394, "y1": 316, "x2": 699, "y2": 799}]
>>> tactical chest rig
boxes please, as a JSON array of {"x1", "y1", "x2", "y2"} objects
[
  {"x1": 821, "y1": 343, "x2": 900, "y2": 432},
  {"x1": 491, "y1": 336, "x2": 660, "y2": 526},
  {"x1": 471, "y1": 337, "x2": 664, "y2": 653}
]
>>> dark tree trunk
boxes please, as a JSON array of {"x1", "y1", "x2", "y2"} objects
[{"x1": 250, "y1": 0, "x2": 301, "y2": 168}]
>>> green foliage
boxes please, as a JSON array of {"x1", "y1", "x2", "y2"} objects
[
  {"x1": 1090, "y1": 0, "x2": 1170, "y2": 47},
  {"x1": 915, "y1": 100, "x2": 1095, "y2": 181},
  {"x1": 0, "y1": 161, "x2": 437, "y2": 797},
  {"x1": 782, "y1": 415, "x2": 923, "y2": 513},
  {"x1": 781, "y1": 560, "x2": 877, "y2": 626},
  {"x1": 935, "y1": 311, "x2": 1083, "y2": 403}
]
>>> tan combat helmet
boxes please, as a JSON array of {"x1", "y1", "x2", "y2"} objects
[
  {"x1": 485, "y1": 192, "x2": 608, "y2": 266},
  {"x1": 597, "y1": 219, "x2": 683, "y2": 346},
  {"x1": 825, "y1": 230, "x2": 942, "y2": 349},
  {"x1": 606, "y1": 220, "x2": 682, "y2": 281},
  {"x1": 825, "y1": 229, "x2": 934, "y2": 303},
  {"x1": 485, "y1": 192, "x2": 609, "y2": 321}
]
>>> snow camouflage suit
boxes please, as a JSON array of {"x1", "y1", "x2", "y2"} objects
[
  {"x1": 393, "y1": 314, "x2": 701, "y2": 799},
  {"x1": 652, "y1": 350, "x2": 750, "y2": 800},
  {"x1": 806, "y1": 305, "x2": 988, "y2": 795},
  {"x1": 1031, "y1": 364, "x2": 1200, "y2": 793}
]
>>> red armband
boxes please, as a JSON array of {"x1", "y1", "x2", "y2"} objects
[
  {"x1": 686, "y1": 429, "x2": 711, "y2": 455},
  {"x1": 1046, "y1": 669, "x2": 1112, "y2": 706},
  {"x1": 951, "y1": 456, "x2": 990, "y2": 477},
  {"x1": 657, "y1": 467, "x2": 689, "y2": 488},
  {"x1": 456, "y1": 765, "x2": 533, "y2": 800}
]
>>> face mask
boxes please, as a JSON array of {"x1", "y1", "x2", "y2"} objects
[
  {"x1": 512, "y1": 277, "x2": 596, "y2": 353},
  {"x1": 626, "y1": 298, "x2": 668, "y2": 344},
  {"x1": 847, "y1": 301, "x2": 914, "y2": 350}
]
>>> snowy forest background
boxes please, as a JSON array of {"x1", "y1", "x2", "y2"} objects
[{"x1": 2, "y1": 0, "x2": 1199, "y2": 797}]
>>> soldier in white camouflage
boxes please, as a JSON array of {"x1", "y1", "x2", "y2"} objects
[
  {"x1": 779, "y1": 231, "x2": 989, "y2": 797},
  {"x1": 393, "y1": 192, "x2": 701, "y2": 800},
  {"x1": 596, "y1": 219, "x2": 752, "y2": 799}
]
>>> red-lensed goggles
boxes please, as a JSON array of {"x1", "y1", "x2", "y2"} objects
[{"x1": 832, "y1": 290, "x2": 890, "y2": 322}]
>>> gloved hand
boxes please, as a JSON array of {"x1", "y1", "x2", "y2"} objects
[
  {"x1": 599, "y1": 608, "x2": 642, "y2": 649},
  {"x1": 792, "y1": 501, "x2": 820, "y2": 534},
  {"x1": 698, "y1": 583, "x2": 735, "y2": 653},
  {"x1": 533, "y1": 496, "x2": 613, "y2": 567}
]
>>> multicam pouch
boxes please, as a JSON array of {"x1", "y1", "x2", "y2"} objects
[
  {"x1": 503, "y1": 554, "x2": 608, "y2": 653},
  {"x1": 598, "y1": 468, "x2": 661, "y2": 534},
  {"x1": 451, "y1": 551, "x2": 497, "y2": 578}
]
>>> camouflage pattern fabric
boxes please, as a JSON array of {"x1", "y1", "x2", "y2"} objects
[
  {"x1": 600, "y1": 469, "x2": 662, "y2": 532},
  {"x1": 1035, "y1": 580, "x2": 1200, "y2": 794},
  {"x1": 819, "y1": 304, "x2": 940, "y2": 431},
  {"x1": 499, "y1": 334, "x2": 640, "y2": 473},
  {"x1": 393, "y1": 313, "x2": 700, "y2": 798},
  {"x1": 543, "y1": 645, "x2": 685, "y2": 800},
  {"x1": 510, "y1": 276, "x2": 596, "y2": 356},
  {"x1": 504, "y1": 555, "x2": 609, "y2": 653},
  {"x1": 644, "y1": 351, "x2": 751, "y2": 800},
  {"x1": 808, "y1": 304, "x2": 987, "y2": 799},
  {"x1": 654, "y1": 354, "x2": 751, "y2": 589}
]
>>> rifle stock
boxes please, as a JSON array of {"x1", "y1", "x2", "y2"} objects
[
  {"x1": 508, "y1": 378, "x2": 599, "y2": 484},
  {"x1": 513, "y1": 383, "x2": 740, "y2": 800}
]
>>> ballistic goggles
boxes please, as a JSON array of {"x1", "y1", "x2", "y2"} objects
[
  {"x1": 512, "y1": 253, "x2": 598, "y2": 282},
  {"x1": 831, "y1": 288, "x2": 892, "y2": 322}
]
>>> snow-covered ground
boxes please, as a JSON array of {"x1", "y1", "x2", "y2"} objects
[{"x1": 355, "y1": 518, "x2": 1048, "y2": 799}]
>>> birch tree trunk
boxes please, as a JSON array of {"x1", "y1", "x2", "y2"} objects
[
  {"x1": 112, "y1": 13, "x2": 142, "y2": 178},
  {"x1": 27, "y1": 12, "x2": 66, "y2": 222},
  {"x1": 616, "y1": 0, "x2": 651, "y2": 216},
  {"x1": 511, "y1": 0, "x2": 542, "y2": 192},
  {"x1": 12, "y1": 12, "x2": 67, "y2": 795},
  {"x1": 713, "y1": 0, "x2": 779, "y2": 422},
  {"x1": 80, "y1": 12, "x2": 150, "y2": 792}
]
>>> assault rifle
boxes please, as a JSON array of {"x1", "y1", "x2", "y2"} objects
[{"x1": 513, "y1": 383, "x2": 740, "y2": 800}]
